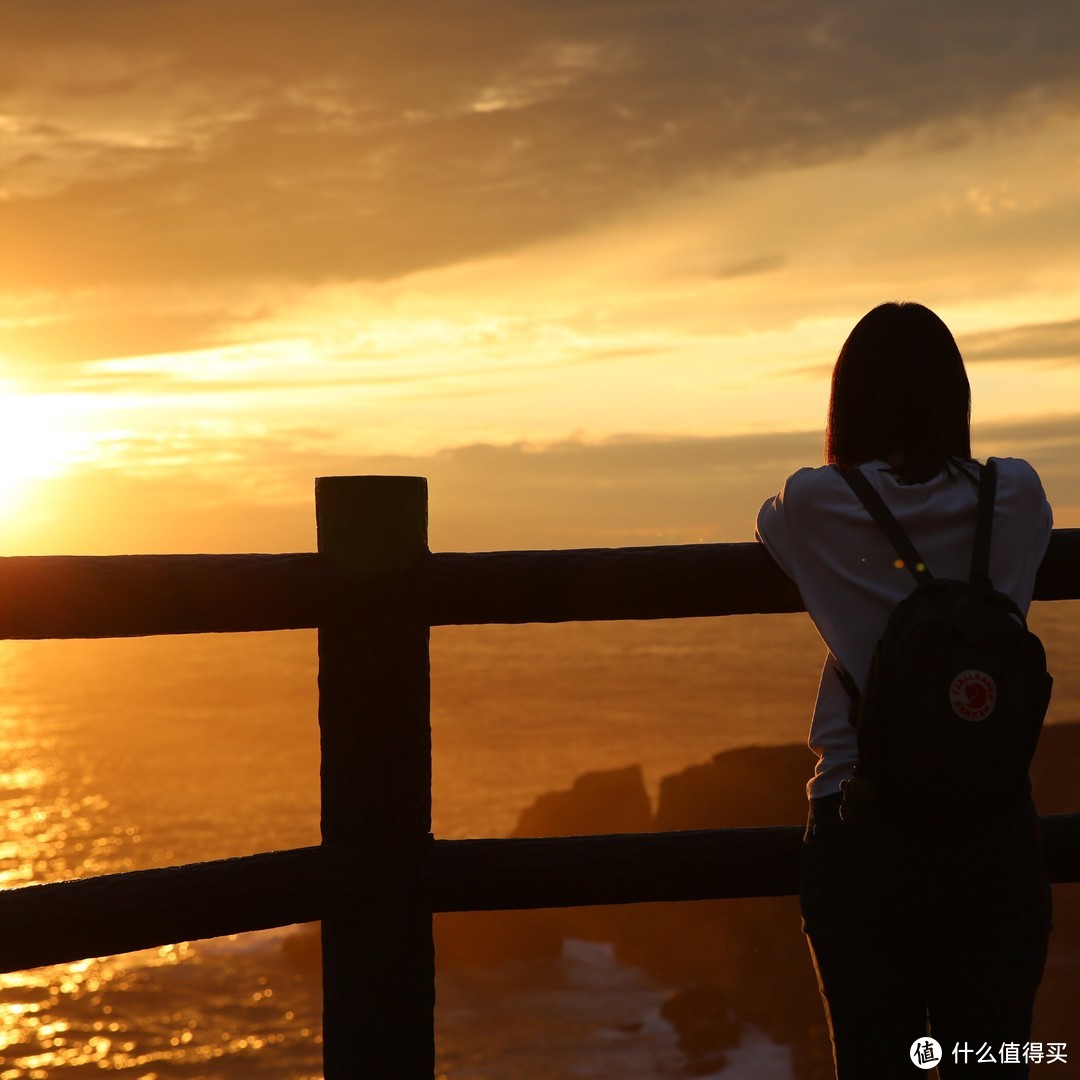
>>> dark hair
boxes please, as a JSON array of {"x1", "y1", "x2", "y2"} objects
[{"x1": 825, "y1": 301, "x2": 972, "y2": 484}]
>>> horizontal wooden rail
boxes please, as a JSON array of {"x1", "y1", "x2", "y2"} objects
[
  {"x1": 428, "y1": 827, "x2": 803, "y2": 910},
  {"x1": 426, "y1": 528, "x2": 1080, "y2": 624},
  {"x1": 0, "y1": 553, "x2": 328, "y2": 638},
  {"x1": 0, "y1": 847, "x2": 324, "y2": 973},
  {"x1": 2, "y1": 814, "x2": 1079, "y2": 974},
  {"x1": 0, "y1": 529, "x2": 1077, "y2": 639}
]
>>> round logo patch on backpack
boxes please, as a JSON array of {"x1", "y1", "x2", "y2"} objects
[{"x1": 949, "y1": 670, "x2": 997, "y2": 721}]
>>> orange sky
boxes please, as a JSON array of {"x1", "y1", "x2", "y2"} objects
[{"x1": 1, "y1": 2, "x2": 1078, "y2": 554}]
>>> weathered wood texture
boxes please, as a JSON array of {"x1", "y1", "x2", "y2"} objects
[
  {"x1": 0, "y1": 529, "x2": 1075, "y2": 639},
  {"x1": 2, "y1": 815, "x2": 1079, "y2": 974},
  {"x1": 315, "y1": 476, "x2": 434, "y2": 1080}
]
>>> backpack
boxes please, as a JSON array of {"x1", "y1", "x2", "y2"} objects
[{"x1": 833, "y1": 460, "x2": 1053, "y2": 825}]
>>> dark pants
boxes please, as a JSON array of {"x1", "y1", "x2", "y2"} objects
[{"x1": 801, "y1": 792, "x2": 1051, "y2": 1078}]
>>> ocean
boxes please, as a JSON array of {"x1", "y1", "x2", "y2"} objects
[{"x1": 0, "y1": 606, "x2": 1077, "y2": 1077}]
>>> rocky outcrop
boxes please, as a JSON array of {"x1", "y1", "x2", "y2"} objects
[
  {"x1": 660, "y1": 981, "x2": 742, "y2": 1075},
  {"x1": 510, "y1": 763, "x2": 653, "y2": 838},
  {"x1": 610, "y1": 744, "x2": 827, "y2": 1078},
  {"x1": 655, "y1": 744, "x2": 813, "y2": 831},
  {"x1": 434, "y1": 764, "x2": 652, "y2": 968},
  {"x1": 434, "y1": 721, "x2": 1080, "y2": 1079}
]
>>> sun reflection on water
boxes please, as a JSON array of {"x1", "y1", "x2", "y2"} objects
[
  {"x1": 0, "y1": 635, "x2": 326, "y2": 1077},
  {"x1": 0, "y1": 938, "x2": 320, "y2": 1076},
  {"x1": 0, "y1": 729, "x2": 130, "y2": 889}
]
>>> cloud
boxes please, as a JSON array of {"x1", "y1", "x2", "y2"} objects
[
  {"x1": 4, "y1": 425, "x2": 828, "y2": 553},
  {"x1": 371, "y1": 423, "x2": 1080, "y2": 548},
  {"x1": 2, "y1": 1, "x2": 1079, "y2": 291},
  {"x1": 959, "y1": 316, "x2": 1080, "y2": 364},
  {"x1": 703, "y1": 254, "x2": 788, "y2": 281},
  {"x1": 0, "y1": 308, "x2": 243, "y2": 374},
  {"x1": 12, "y1": 412, "x2": 1079, "y2": 557}
]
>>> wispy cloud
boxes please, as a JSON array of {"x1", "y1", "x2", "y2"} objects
[
  {"x1": 0, "y1": 307, "x2": 245, "y2": 373},
  {"x1": 959, "y1": 317, "x2": 1080, "y2": 364},
  {"x1": 18, "y1": 415, "x2": 1075, "y2": 557}
]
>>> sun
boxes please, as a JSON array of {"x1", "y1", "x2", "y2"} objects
[{"x1": 0, "y1": 385, "x2": 84, "y2": 517}]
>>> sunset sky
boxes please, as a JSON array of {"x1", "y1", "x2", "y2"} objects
[{"x1": 1, "y1": 2, "x2": 1078, "y2": 555}]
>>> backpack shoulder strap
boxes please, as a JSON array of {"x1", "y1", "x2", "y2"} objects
[
  {"x1": 970, "y1": 460, "x2": 996, "y2": 587},
  {"x1": 836, "y1": 466, "x2": 932, "y2": 584},
  {"x1": 829, "y1": 650, "x2": 861, "y2": 710}
]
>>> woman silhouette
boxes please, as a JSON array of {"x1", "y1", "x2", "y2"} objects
[{"x1": 756, "y1": 302, "x2": 1053, "y2": 1077}]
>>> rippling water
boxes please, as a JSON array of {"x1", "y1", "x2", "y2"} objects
[{"x1": 0, "y1": 607, "x2": 1076, "y2": 1076}]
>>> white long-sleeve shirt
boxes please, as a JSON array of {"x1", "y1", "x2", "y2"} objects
[{"x1": 755, "y1": 456, "x2": 1053, "y2": 799}]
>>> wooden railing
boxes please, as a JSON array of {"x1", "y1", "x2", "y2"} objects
[{"x1": 0, "y1": 475, "x2": 1078, "y2": 1078}]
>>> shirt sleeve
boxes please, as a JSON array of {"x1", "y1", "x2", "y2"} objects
[
  {"x1": 993, "y1": 456, "x2": 1054, "y2": 569},
  {"x1": 755, "y1": 472, "x2": 802, "y2": 583}
]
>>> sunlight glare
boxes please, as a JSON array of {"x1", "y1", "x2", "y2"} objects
[{"x1": 0, "y1": 383, "x2": 84, "y2": 516}]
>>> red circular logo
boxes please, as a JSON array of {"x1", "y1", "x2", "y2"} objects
[{"x1": 949, "y1": 670, "x2": 997, "y2": 721}]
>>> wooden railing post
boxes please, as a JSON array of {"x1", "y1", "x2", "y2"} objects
[{"x1": 315, "y1": 476, "x2": 432, "y2": 1078}]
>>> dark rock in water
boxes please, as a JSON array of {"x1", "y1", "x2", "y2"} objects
[
  {"x1": 606, "y1": 744, "x2": 828, "y2": 1078},
  {"x1": 683, "y1": 1051, "x2": 730, "y2": 1077},
  {"x1": 655, "y1": 743, "x2": 813, "y2": 831},
  {"x1": 435, "y1": 763, "x2": 652, "y2": 969},
  {"x1": 511, "y1": 763, "x2": 652, "y2": 837},
  {"x1": 660, "y1": 980, "x2": 742, "y2": 1057}
]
